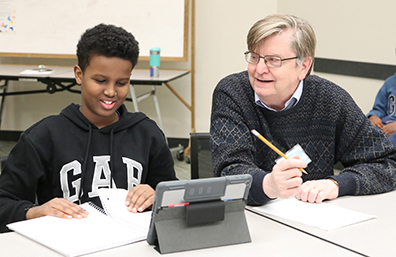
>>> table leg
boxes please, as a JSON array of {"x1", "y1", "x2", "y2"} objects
[
  {"x1": 151, "y1": 86, "x2": 164, "y2": 130},
  {"x1": 0, "y1": 80, "x2": 8, "y2": 129},
  {"x1": 129, "y1": 84, "x2": 139, "y2": 112}
]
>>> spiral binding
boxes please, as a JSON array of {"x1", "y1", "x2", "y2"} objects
[{"x1": 87, "y1": 202, "x2": 107, "y2": 216}]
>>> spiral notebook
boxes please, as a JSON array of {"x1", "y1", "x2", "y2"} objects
[{"x1": 7, "y1": 189, "x2": 151, "y2": 257}]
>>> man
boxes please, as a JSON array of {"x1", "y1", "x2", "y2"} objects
[{"x1": 210, "y1": 13, "x2": 396, "y2": 206}]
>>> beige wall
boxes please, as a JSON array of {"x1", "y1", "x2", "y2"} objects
[
  {"x1": 278, "y1": 0, "x2": 396, "y2": 114},
  {"x1": 0, "y1": 0, "x2": 395, "y2": 138}
]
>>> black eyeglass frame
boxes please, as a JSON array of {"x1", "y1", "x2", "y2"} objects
[{"x1": 244, "y1": 51, "x2": 299, "y2": 68}]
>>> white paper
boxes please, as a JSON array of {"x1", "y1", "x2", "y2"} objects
[
  {"x1": 98, "y1": 188, "x2": 151, "y2": 231},
  {"x1": 19, "y1": 69, "x2": 54, "y2": 75},
  {"x1": 7, "y1": 201, "x2": 150, "y2": 257},
  {"x1": 250, "y1": 198, "x2": 376, "y2": 231}
]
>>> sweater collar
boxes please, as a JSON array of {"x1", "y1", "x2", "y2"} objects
[{"x1": 254, "y1": 80, "x2": 304, "y2": 111}]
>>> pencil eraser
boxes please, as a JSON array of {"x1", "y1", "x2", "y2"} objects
[{"x1": 251, "y1": 129, "x2": 259, "y2": 136}]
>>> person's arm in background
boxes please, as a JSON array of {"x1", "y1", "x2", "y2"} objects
[{"x1": 367, "y1": 76, "x2": 395, "y2": 129}]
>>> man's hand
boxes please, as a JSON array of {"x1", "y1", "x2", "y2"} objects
[
  {"x1": 263, "y1": 157, "x2": 306, "y2": 199},
  {"x1": 295, "y1": 179, "x2": 339, "y2": 203},
  {"x1": 26, "y1": 198, "x2": 89, "y2": 220},
  {"x1": 125, "y1": 184, "x2": 155, "y2": 213}
]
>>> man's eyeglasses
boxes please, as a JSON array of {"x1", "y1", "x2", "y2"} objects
[{"x1": 244, "y1": 51, "x2": 298, "y2": 68}]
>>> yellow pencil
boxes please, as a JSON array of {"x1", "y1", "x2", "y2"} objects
[{"x1": 251, "y1": 129, "x2": 308, "y2": 174}]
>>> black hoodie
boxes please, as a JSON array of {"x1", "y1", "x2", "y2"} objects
[{"x1": 0, "y1": 103, "x2": 177, "y2": 232}]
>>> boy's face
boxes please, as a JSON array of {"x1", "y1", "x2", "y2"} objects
[{"x1": 74, "y1": 55, "x2": 132, "y2": 128}]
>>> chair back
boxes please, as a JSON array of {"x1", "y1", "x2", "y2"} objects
[{"x1": 190, "y1": 133, "x2": 213, "y2": 179}]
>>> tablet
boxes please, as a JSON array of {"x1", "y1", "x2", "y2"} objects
[{"x1": 146, "y1": 174, "x2": 252, "y2": 245}]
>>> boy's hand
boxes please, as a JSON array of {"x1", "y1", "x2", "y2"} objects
[
  {"x1": 382, "y1": 122, "x2": 396, "y2": 136},
  {"x1": 125, "y1": 184, "x2": 155, "y2": 213},
  {"x1": 368, "y1": 115, "x2": 384, "y2": 129},
  {"x1": 26, "y1": 198, "x2": 89, "y2": 220}
]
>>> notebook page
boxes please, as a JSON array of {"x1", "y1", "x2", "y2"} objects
[
  {"x1": 250, "y1": 198, "x2": 376, "y2": 231},
  {"x1": 98, "y1": 188, "x2": 151, "y2": 232},
  {"x1": 7, "y1": 202, "x2": 146, "y2": 257}
]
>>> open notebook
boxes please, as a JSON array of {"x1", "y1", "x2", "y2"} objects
[{"x1": 7, "y1": 188, "x2": 151, "y2": 257}]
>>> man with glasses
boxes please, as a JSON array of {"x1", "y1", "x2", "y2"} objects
[{"x1": 210, "y1": 13, "x2": 396, "y2": 206}]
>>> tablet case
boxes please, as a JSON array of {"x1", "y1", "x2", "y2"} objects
[{"x1": 147, "y1": 175, "x2": 252, "y2": 254}]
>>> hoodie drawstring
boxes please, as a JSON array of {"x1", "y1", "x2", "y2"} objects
[
  {"x1": 79, "y1": 123, "x2": 93, "y2": 204},
  {"x1": 109, "y1": 128, "x2": 114, "y2": 189}
]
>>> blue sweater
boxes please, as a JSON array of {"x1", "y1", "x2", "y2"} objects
[
  {"x1": 210, "y1": 71, "x2": 396, "y2": 206},
  {"x1": 367, "y1": 73, "x2": 396, "y2": 121}
]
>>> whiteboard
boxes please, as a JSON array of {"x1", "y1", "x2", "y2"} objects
[{"x1": 0, "y1": 0, "x2": 188, "y2": 61}]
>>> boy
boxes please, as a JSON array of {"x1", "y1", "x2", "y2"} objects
[
  {"x1": 367, "y1": 73, "x2": 396, "y2": 146},
  {"x1": 0, "y1": 24, "x2": 177, "y2": 232}
]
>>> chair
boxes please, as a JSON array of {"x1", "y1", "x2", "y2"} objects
[
  {"x1": 190, "y1": 133, "x2": 213, "y2": 179},
  {"x1": 0, "y1": 156, "x2": 7, "y2": 174}
]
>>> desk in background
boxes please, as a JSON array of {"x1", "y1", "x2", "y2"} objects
[
  {"x1": 0, "y1": 210, "x2": 360, "y2": 257},
  {"x1": 0, "y1": 65, "x2": 190, "y2": 132}
]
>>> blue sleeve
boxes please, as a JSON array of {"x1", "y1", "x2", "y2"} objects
[{"x1": 367, "y1": 73, "x2": 396, "y2": 119}]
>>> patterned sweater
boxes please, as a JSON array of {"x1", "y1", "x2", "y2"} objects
[{"x1": 210, "y1": 71, "x2": 396, "y2": 205}]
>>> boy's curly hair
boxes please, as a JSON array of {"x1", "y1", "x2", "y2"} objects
[{"x1": 76, "y1": 24, "x2": 139, "y2": 72}]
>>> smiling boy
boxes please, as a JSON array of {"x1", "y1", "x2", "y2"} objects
[{"x1": 0, "y1": 24, "x2": 177, "y2": 232}]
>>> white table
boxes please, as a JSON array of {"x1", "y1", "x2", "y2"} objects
[
  {"x1": 0, "y1": 65, "x2": 190, "y2": 130},
  {"x1": 0, "y1": 210, "x2": 360, "y2": 257},
  {"x1": 248, "y1": 191, "x2": 396, "y2": 257}
]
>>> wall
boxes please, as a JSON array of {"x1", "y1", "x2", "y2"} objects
[
  {"x1": 193, "y1": 0, "x2": 278, "y2": 133},
  {"x1": 277, "y1": 0, "x2": 396, "y2": 114},
  {"x1": 1, "y1": 0, "x2": 395, "y2": 138}
]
